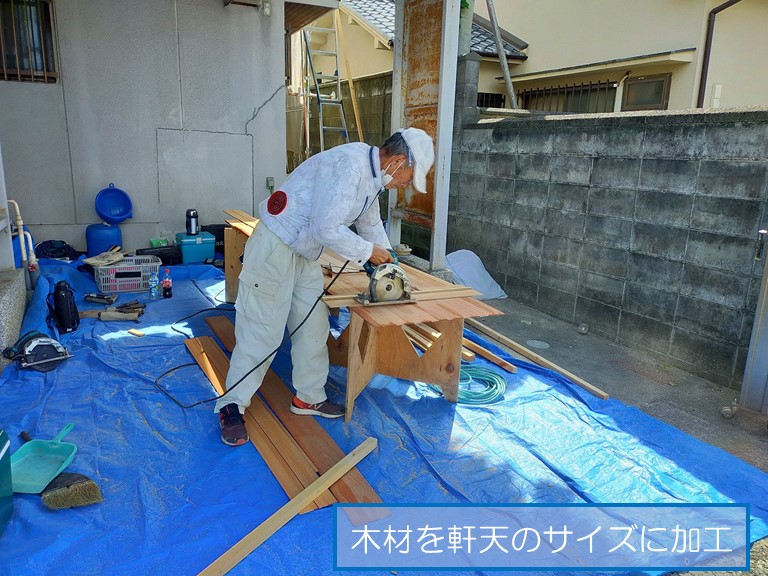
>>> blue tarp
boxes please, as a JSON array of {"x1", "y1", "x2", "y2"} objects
[{"x1": 1, "y1": 260, "x2": 766, "y2": 576}]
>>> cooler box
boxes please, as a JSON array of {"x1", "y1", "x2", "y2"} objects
[
  {"x1": 175, "y1": 232, "x2": 215, "y2": 264},
  {"x1": 0, "y1": 430, "x2": 12, "y2": 535}
]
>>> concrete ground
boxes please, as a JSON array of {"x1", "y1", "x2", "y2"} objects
[{"x1": 478, "y1": 297, "x2": 768, "y2": 576}]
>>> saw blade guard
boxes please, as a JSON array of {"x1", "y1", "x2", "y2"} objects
[{"x1": 368, "y1": 263, "x2": 412, "y2": 303}]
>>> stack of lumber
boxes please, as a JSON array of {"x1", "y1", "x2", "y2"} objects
[{"x1": 184, "y1": 315, "x2": 383, "y2": 521}]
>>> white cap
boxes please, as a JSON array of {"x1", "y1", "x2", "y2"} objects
[{"x1": 399, "y1": 127, "x2": 435, "y2": 193}]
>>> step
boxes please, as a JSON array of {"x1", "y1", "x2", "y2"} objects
[{"x1": 0, "y1": 267, "x2": 26, "y2": 374}]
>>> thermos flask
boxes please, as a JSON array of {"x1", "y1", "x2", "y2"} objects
[
  {"x1": 51, "y1": 280, "x2": 79, "y2": 333},
  {"x1": 186, "y1": 209, "x2": 199, "y2": 236}
]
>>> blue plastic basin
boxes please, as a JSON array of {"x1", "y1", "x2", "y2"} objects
[{"x1": 95, "y1": 183, "x2": 132, "y2": 225}]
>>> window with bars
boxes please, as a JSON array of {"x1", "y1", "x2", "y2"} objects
[
  {"x1": 1, "y1": 0, "x2": 57, "y2": 83},
  {"x1": 477, "y1": 92, "x2": 505, "y2": 108},
  {"x1": 517, "y1": 80, "x2": 617, "y2": 114}
]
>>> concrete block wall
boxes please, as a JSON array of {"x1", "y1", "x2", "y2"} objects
[{"x1": 449, "y1": 109, "x2": 768, "y2": 388}]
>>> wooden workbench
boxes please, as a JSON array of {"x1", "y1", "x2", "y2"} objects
[{"x1": 222, "y1": 210, "x2": 502, "y2": 420}]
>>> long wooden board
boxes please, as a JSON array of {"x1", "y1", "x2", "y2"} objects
[
  {"x1": 204, "y1": 316, "x2": 383, "y2": 521},
  {"x1": 321, "y1": 286, "x2": 482, "y2": 309},
  {"x1": 465, "y1": 318, "x2": 609, "y2": 400},
  {"x1": 350, "y1": 296, "x2": 501, "y2": 329},
  {"x1": 223, "y1": 209, "x2": 259, "y2": 229},
  {"x1": 461, "y1": 337, "x2": 518, "y2": 374},
  {"x1": 184, "y1": 337, "x2": 336, "y2": 512},
  {"x1": 197, "y1": 437, "x2": 377, "y2": 576}
]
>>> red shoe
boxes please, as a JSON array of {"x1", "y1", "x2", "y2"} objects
[{"x1": 290, "y1": 396, "x2": 345, "y2": 419}]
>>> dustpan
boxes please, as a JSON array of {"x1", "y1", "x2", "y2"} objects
[{"x1": 11, "y1": 424, "x2": 77, "y2": 494}]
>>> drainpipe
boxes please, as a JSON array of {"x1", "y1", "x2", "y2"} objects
[
  {"x1": 7, "y1": 200, "x2": 30, "y2": 289},
  {"x1": 697, "y1": 0, "x2": 742, "y2": 108},
  {"x1": 613, "y1": 71, "x2": 632, "y2": 112},
  {"x1": 458, "y1": 0, "x2": 474, "y2": 56}
]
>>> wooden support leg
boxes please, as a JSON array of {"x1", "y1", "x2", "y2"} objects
[
  {"x1": 344, "y1": 313, "x2": 378, "y2": 422},
  {"x1": 426, "y1": 319, "x2": 463, "y2": 402}
]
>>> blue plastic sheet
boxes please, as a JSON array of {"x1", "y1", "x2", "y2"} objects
[{"x1": 0, "y1": 259, "x2": 766, "y2": 576}]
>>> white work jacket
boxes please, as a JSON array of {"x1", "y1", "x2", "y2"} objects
[{"x1": 259, "y1": 143, "x2": 392, "y2": 265}]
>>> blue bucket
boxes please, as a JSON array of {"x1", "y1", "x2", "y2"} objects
[
  {"x1": 95, "y1": 183, "x2": 132, "y2": 225},
  {"x1": 86, "y1": 223, "x2": 122, "y2": 257}
]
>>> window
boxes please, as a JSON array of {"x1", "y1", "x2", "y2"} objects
[
  {"x1": 477, "y1": 92, "x2": 505, "y2": 108},
  {"x1": 517, "y1": 80, "x2": 617, "y2": 114},
  {"x1": 621, "y1": 74, "x2": 671, "y2": 111},
  {"x1": 1, "y1": 0, "x2": 57, "y2": 82}
]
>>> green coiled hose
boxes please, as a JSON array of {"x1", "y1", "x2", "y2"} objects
[{"x1": 429, "y1": 365, "x2": 507, "y2": 405}]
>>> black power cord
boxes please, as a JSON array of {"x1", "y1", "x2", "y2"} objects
[{"x1": 154, "y1": 260, "x2": 350, "y2": 409}]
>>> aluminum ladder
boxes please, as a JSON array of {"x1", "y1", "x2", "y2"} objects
[{"x1": 303, "y1": 20, "x2": 349, "y2": 152}]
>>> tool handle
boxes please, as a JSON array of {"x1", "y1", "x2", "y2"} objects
[
  {"x1": 99, "y1": 310, "x2": 140, "y2": 322},
  {"x1": 52, "y1": 423, "x2": 75, "y2": 443},
  {"x1": 363, "y1": 248, "x2": 399, "y2": 276},
  {"x1": 20, "y1": 431, "x2": 32, "y2": 443}
]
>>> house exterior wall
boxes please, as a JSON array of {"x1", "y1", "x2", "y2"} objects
[
  {"x1": 0, "y1": 0, "x2": 286, "y2": 251},
  {"x1": 301, "y1": 12, "x2": 394, "y2": 88},
  {"x1": 450, "y1": 109, "x2": 768, "y2": 388},
  {"x1": 704, "y1": 0, "x2": 768, "y2": 108},
  {"x1": 476, "y1": 0, "x2": 768, "y2": 110}
]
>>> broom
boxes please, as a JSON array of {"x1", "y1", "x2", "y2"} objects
[
  {"x1": 20, "y1": 431, "x2": 104, "y2": 509},
  {"x1": 40, "y1": 472, "x2": 103, "y2": 510}
]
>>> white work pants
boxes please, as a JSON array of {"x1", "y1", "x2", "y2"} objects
[{"x1": 214, "y1": 224, "x2": 330, "y2": 413}]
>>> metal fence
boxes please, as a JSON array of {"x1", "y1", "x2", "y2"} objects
[
  {"x1": 0, "y1": 0, "x2": 57, "y2": 83},
  {"x1": 517, "y1": 80, "x2": 617, "y2": 114}
]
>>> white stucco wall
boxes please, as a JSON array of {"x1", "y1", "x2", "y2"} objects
[
  {"x1": 475, "y1": 0, "x2": 768, "y2": 110},
  {"x1": 705, "y1": 0, "x2": 768, "y2": 108},
  {"x1": 0, "y1": 0, "x2": 286, "y2": 252}
]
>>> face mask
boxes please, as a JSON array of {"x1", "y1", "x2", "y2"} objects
[{"x1": 380, "y1": 159, "x2": 405, "y2": 188}]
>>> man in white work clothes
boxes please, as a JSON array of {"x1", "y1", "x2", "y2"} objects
[{"x1": 216, "y1": 128, "x2": 435, "y2": 446}]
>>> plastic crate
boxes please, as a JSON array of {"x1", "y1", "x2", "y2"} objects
[{"x1": 94, "y1": 255, "x2": 161, "y2": 293}]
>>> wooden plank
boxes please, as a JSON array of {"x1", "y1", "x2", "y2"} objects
[
  {"x1": 206, "y1": 316, "x2": 236, "y2": 351},
  {"x1": 197, "y1": 437, "x2": 378, "y2": 576},
  {"x1": 227, "y1": 221, "x2": 254, "y2": 237},
  {"x1": 403, "y1": 325, "x2": 433, "y2": 351},
  {"x1": 183, "y1": 339, "x2": 311, "y2": 509},
  {"x1": 186, "y1": 338, "x2": 319, "y2": 511},
  {"x1": 246, "y1": 398, "x2": 338, "y2": 510},
  {"x1": 205, "y1": 316, "x2": 384, "y2": 520},
  {"x1": 240, "y1": 409, "x2": 316, "y2": 514},
  {"x1": 224, "y1": 226, "x2": 246, "y2": 304},
  {"x1": 184, "y1": 337, "x2": 336, "y2": 511},
  {"x1": 319, "y1": 249, "x2": 469, "y2": 295},
  {"x1": 465, "y1": 318, "x2": 609, "y2": 400},
  {"x1": 351, "y1": 297, "x2": 501, "y2": 328},
  {"x1": 321, "y1": 286, "x2": 481, "y2": 309},
  {"x1": 414, "y1": 323, "x2": 476, "y2": 362},
  {"x1": 223, "y1": 209, "x2": 259, "y2": 229},
  {"x1": 461, "y1": 338, "x2": 517, "y2": 374}
]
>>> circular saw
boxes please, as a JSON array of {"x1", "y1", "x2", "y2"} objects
[
  {"x1": 2, "y1": 330, "x2": 73, "y2": 372},
  {"x1": 355, "y1": 263, "x2": 413, "y2": 306}
]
